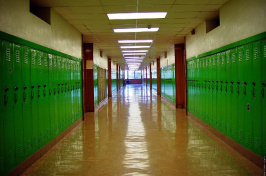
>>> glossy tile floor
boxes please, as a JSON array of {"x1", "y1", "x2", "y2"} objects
[{"x1": 23, "y1": 84, "x2": 262, "y2": 176}]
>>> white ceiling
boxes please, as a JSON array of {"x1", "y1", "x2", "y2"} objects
[{"x1": 32, "y1": 0, "x2": 229, "y2": 69}]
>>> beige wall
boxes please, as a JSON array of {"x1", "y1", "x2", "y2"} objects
[
  {"x1": 111, "y1": 61, "x2": 116, "y2": 71},
  {"x1": 160, "y1": 46, "x2": 175, "y2": 68},
  {"x1": 0, "y1": 0, "x2": 82, "y2": 58},
  {"x1": 93, "y1": 44, "x2": 108, "y2": 69},
  {"x1": 186, "y1": 0, "x2": 266, "y2": 59}
]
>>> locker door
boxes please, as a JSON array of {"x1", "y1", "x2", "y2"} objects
[
  {"x1": 252, "y1": 41, "x2": 262, "y2": 156},
  {"x1": 30, "y1": 49, "x2": 39, "y2": 152},
  {"x1": 230, "y1": 48, "x2": 238, "y2": 141},
  {"x1": 37, "y1": 51, "x2": 45, "y2": 147},
  {"x1": 225, "y1": 50, "x2": 231, "y2": 137},
  {"x1": 54, "y1": 56, "x2": 59, "y2": 135},
  {"x1": 262, "y1": 39, "x2": 266, "y2": 156},
  {"x1": 22, "y1": 46, "x2": 32, "y2": 159},
  {"x1": 13, "y1": 44, "x2": 24, "y2": 164},
  {"x1": 212, "y1": 54, "x2": 217, "y2": 128},
  {"x1": 206, "y1": 57, "x2": 211, "y2": 125},
  {"x1": 220, "y1": 52, "x2": 226, "y2": 134},
  {"x1": 57, "y1": 56, "x2": 62, "y2": 133},
  {"x1": 60, "y1": 58, "x2": 66, "y2": 130},
  {"x1": 216, "y1": 53, "x2": 222, "y2": 131},
  {"x1": 48, "y1": 54, "x2": 55, "y2": 139},
  {"x1": 70, "y1": 60, "x2": 74, "y2": 123},
  {"x1": 0, "y1": 40, "x2": 5, "y2": 175},
  {"x1": 243, "y1": 43, "x2": 253, "y2": 150},
  {"x1": 43, "y1": 53, "x2": 50, "y2": 144},
  {"x1": 237, "y1": 46, "x2": 244, "y2": 143},
  {"x1": 78, "y1": 61, "x2": 82, "y2": 118},
  {"x1": 204, "y1": 57, "x2": 209, "y2": 124},
  {"x1": 2, "y1": 41, "x2": 16, "y2": 172},
  {"x1": 208, "y1": 57, "x2": 213, "y2": 126},
  {"x1": 65, "y1": 59, "x2": 70, "y2": 126}
]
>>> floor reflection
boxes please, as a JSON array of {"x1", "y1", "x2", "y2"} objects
[{"x1": 23, "y1": 84, "x2": 262, "y2": 176}]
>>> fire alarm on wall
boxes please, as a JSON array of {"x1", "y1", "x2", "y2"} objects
[{"x1": 191, "y1": 29, "x2": 195, "y2": 35}]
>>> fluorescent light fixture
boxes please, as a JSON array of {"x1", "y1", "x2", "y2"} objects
[
  {"x1": 124, "y1": 57, "x2": 144, "y2": 59},
  {"x1": 120, "y1": 46, "x2": 150, "y2": 49},
  {"x1": 118, "y1": 40, "x2": 153, "y2": 43},
  {"x1": 114, "y1": 28, "x2": 159, "y2": 33},
  {"x1": 107, "y1": 12, "x2": 167, "y2": 20},
  {"x1": 122, "y1": 50, "x2": 148, "y2": 53},
  {"x1": 123, "y1": 53, "x2": 147, "y2": 56}
]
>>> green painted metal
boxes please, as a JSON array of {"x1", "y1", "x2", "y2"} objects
[
  {"x1": 0, "y1": 40, "x2": 4, "y2": 175},
  {"x1": 186, "y1": 36, "x2": 265, "y2": 158},
  {"x1": 262, "y1": 39, "x2": 266, "y2": 156},
  {"x1": 13, "y1": 44, "x2": 25, "y2": 164},
  {"x1": 252, "y1": 41, "x2": 263, "y2": 156}
]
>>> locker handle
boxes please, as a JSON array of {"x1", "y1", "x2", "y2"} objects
[
  {"x1": 237, "y1": 81, "x2": 240, "y2": 84},
  {"x1": 208, "y1": 80, "x2": 210, "y2": 83},
  {"x1": 31, "y1": 86, "x2": 34, "y2": 89},
  {"x1": 15, "y1": 86, "x2": 18, "y2": 91},
  {"x1": 237, "y1": 86, "x2": 239, "y2": 95},
  {"x1": 5, "y1": 87, "x2": 9, "y2": 92},
  {"x1": 262, "y1": 82, "x2": 266, "y2": 87},
  {"x1": 24, "y1": 86, "x2": 27, "y2": 90},
  {"x1": 231, "y1": 81, "x2": 234, "y2": 84},
  {"x1": 252, "y1": 82, "x2": 256, "y2": 86},
  {"x1": 44, "y1": 85, "x2": 47, "y2": 88},
  {"x1": 244, "y1": 81, "x2": 247, "y2": 85},
  {"x1": 225, "y1": 81, "x2": 228, "y2": 84},
  {"x1": 31, "y1": 90, "x2": 34, "y2": 100},
  {"x1": 23, "y1": 92, "x2": 27, "y2": 103},
  {"x1": 220, "y1": 81, "x2": 223, "y2": 83},
  {"x1": 65, "y1": 83, "x2": 67, "y2": 85},
  {"x1": 61, "y1": 83, "x2": 64, "y2": 85},
  {"x1": 4, "y1": 94, "x2": 8, "y2": 105},
  {"x1": 49, "y1": 89, "x2": 52, "y2": 96},
  {"x1": 58, "y1": 84, "x2": 60, "y2": 86},
  {"x1": 216, "y1": 81, "x2": 218, "y2": 83},
  {"x1": 212, "y1": 81, "x2": 214, "y2": 83},
  {"x1": 38, "y1": 85, "x2": 41, "y2": 88},
  {"x1": 252, "y1": 87, "x2": 255, "y2": 98},
  {"x1": 14, "y1": 93, "x2": 18, "y2": 103},
  {"x1": 244, "y1": 86, "x2": 246, "y2": 96},
  {"x1": 38, "y1": 89, "x2": 40, "y2": 98},
  {"x1": 230, "y1": 86, "x2": 233, "y2": 94},
  {"x1": 262, "y1": 88, "x2": 264, "y2": 98}
]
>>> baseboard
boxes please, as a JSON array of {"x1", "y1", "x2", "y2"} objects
[
  {"x1": 7, "y1": 118, "x2": 83, "y2": 176},
  {"x1": 187, "y1": 112, "x2": 263, "y2": 169}
]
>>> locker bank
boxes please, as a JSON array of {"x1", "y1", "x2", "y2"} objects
[{"x1": 0, "y1": 0, "x2": 265, "y2": 175}]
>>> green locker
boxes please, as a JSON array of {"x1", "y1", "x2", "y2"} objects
[
  {"x1": 262, "y1": 39, "x2": 266, "y2": 156},
  {"x1": 225, "y1": 50, "x2": 231, "y2": 137},
  {"x1": 230, "y1": 48, "x2": 238, "y2": 140},
  {"x1": 37, "y1": 51, "x2": 45, "y2": 147},
  {"x1": 207, "y1": 57, "x2": 212, "y2": 125},
  {"x1": 252, "y1": 41, "x2": 262, "y2": 156},
  {"x1": 2, "y1": 41, "x2": 16, "y2": 172},
  {"x1": 216, "y1": 53, "x2": 222, "y2": 131},
  {"x1": 65, "y1": 59, "x2": 70, "y2": 126},
  {"x1": 54, "y1": 56, "x2": 59, "y2": 136},
  {"x1": 78, "y1": 61, "x2": 82, "y2": 118},
  {"x1": 237, "y1": 46, "x2": 245, "y2": 143},
  {"x1": 13, "y1": 44, "x2": 25, "y2": 164},
  {"x1": 48, "y1": 54, "x2": 55, "y2": 139},
  {"x1": 57, "y1": 56, "x2": 62, "y2": 133},
  {"x1": 243, "y1": 43, "x2": 253, "y2": 150},
  {"x1": 220, "y1": 52, "x2": 226, "y2": 134},
  {"x1": 22, "y1": 46, "x2": 32, "y2": 159},
  {"x1": 43, "y1": 53, "x2": 50, "y2": 144},
  {"x1": 61, "y1": 58, "x2": 66, "y2": 130},
  {"x1": 212, "y1": 54, "x2": 217, "y2": 128},
  {"x1": 0, "y1": 40, "x2": 5, "y2": 175},
  {"x1": 70, "y1": 60, "x2": 74, "y2": 123}
]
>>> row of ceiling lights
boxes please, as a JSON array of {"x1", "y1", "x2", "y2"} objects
[{"x1": 107, "y1": 12, "x2": 167, "y2": 70}]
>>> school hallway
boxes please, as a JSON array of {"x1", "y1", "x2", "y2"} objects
[{"x1": 22, "y1": 84, "x2": 261, "y2": 176}]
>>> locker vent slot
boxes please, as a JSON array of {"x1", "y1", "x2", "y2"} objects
[
  {"x1": 7, "y1": 151, "x2": 15, "y2": 166},
  {"x1": 24, "y1": 52, "x2": 28, "y2": 64},
  {"x1": 6, "y1": 48, "x2": 11, "y2": 62},
  {"x1": 17, "y1": 145, "x2": 23, "y2": 158},
  {"x1": 15, "y1": 50, "x2": 20, "y2": 63}
]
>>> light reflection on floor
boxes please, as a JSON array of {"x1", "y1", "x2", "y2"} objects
[{"x1": 23, "y1": 84, "x2": 262, "y2": 176}]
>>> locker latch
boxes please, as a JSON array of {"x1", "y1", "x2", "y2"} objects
[
  {"x1": 23, "y1": 86, "x2": 27, "y2": 102},
  {"x1": 225, "y1": 81, "x2": 228, "y2": 93},
  {"x1": 247, "y1": 103, "x2": 250, "y2": 111},
  {"x1": 31, "y1": 86, "x2": 35, "y2": 100},
  {"x1": 43, "y1": 85, "x2": 46, "y2": 97},
  {"x1": 38, "y1": 85, "x2": 41, "y2": 98},
  {"x1": 4, "y1": 87, "x2": 9, "y2": 105},
  {"x1": 243, "y1": 81, "x2": 247, "y2": 96},
  {"x1": 252, "y1": 82, "x2": 256, "y2": 98},
  {"x1": 14, "y1": 86, "x2": 18, "y2": 103}
]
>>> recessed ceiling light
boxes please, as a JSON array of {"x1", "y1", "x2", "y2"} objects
[
  {"x1": 118, "y1": 40, "x2": 153, "y2": 43},
  {"x1": 125, "y1": 57, "x2": 144, "y2": 59},
  {"x1": 120, "y1": 46, "x2": 150, "y2": 49},
  {"x1": 123, "y1": 53, "x2": 147, "y2": 56},
  {"x1": 122, "y1": 50, "x2": 148, "y2": 53},
  {"x1": 107, "y1": 12, "x2": 167, "y2": 20},
  {"x1": 114, "y1": 28, "x2": 159, "y2": 33}
]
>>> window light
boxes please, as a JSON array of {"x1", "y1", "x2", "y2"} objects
[
  {"x1": 120, "y1": 46, "x2": 150, "y2": 49},
  {"x1": 107, "y1": 12, "x2": 167, "y2": 20},
  {"x1": 122, "y1": 50, "x2": 148, "y2": 53},
  {"x1": 118, "y1": 40, "x2": 153, "y2": 43},
  {"x1": 114, "y1": 28, "x2": 159, "y2": 33}
]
